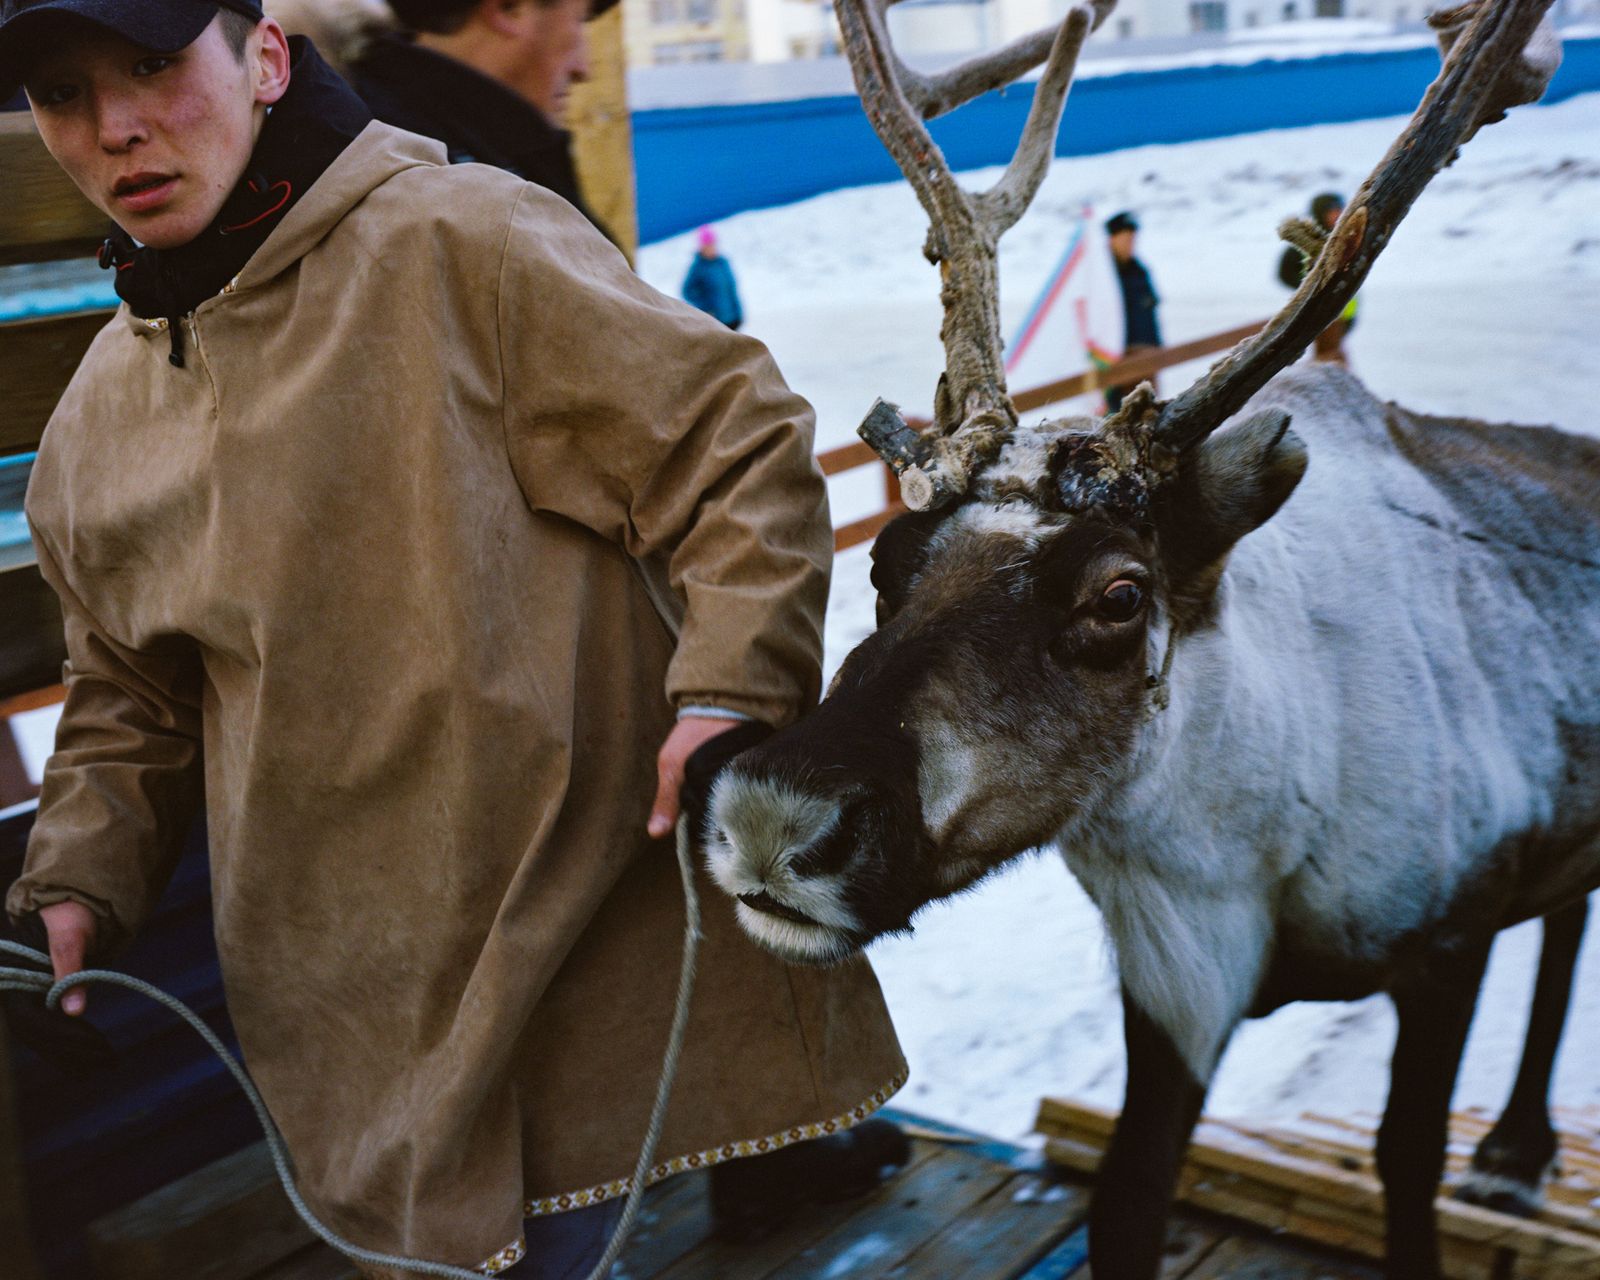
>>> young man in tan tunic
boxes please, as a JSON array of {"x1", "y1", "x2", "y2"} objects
[{"x1": 0, "y1": 3, "x2": 906, "y2": 1275}]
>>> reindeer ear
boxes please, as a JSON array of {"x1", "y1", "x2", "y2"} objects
[{"x1": 1159, "y1": 409, "x2": 1307, "y2": 612}]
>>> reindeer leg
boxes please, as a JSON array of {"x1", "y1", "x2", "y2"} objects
[
  {"x1": 1088, "y1": 993, "x2": 1210, "y2": 1280},
  {"x1": 1456, "y1": 897, "x2": 1589, "y2": 1216},
  {"x1": 1377, "y1": 936, "x2": 1493, "y2": 1280}
]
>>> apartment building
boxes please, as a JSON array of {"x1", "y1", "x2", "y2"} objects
[
  {"x1": 624, "y1": 0, "x2": 753, "y2": 66},
  {"x1": 626, "y1": 0, "x2": 1596, "y2": 68}
]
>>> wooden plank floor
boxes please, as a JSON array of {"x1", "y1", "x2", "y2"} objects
[{"x1": 260, "y1": 1111, "x2": 1384, "y2": 1279}]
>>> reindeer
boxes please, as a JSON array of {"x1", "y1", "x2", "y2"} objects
[{"x1": 702, "y1": 1, "x2": 1597, "y2": 1276}]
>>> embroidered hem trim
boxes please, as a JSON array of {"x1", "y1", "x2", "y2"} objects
[
  {"x1": 513, "y1": 1068, "x2": 908, "y2": 1232},
  {"x1": 476, "y1": 1239, "x2": 527, "y2": 1275}
]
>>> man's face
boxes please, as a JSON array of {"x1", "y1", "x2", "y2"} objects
[
  {"x1": 1321, "y1": 203, "x2": 1344, "y2": 230},
  {"x1": 24, "y1": 18, "x2": 289, "y2": 250},
  {"x1": 511, "y1": 0, "x2": 590, "y2": 123},
  {"x1": 1109, "y1": 228, "x2": 1136, "y2": 261}
]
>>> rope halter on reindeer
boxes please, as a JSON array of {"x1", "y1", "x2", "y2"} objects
[{"x1": 843, "y1": 0, "x2": 1562, "y2": 516}]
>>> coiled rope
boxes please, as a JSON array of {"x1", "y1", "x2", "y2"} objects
[{"x1": 0, "y1": 814, "x2": 703, "y2": 1280}]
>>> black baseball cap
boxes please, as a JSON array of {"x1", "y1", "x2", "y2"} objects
[
  {"x1": 0, "y1": 0, "x2": 265, "y2": 100},
  {"x1": 1104, "y1": 211, "x2": 1139, "y2": 236}
]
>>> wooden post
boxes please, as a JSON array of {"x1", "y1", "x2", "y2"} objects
[
  {"x1": 0, "y1": 723, "x2": 36, "y2": 809},
  {"x1": 569, "y1": 6, "x2": 639, "y2": 263}
]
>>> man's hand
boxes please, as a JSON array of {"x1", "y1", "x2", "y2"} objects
[
  {"x1": 0, "y1": 904, "x2": 113, "y2": 1075},
  {"x1": 649, "y1": 717, "x2": 746, "y2": 839},
  {"x1": 656, "y1": 717, "x2": 776, "y2": 851},
  {"x1": 40, "y1": 900, "x2": 97, "y2": 1016}
]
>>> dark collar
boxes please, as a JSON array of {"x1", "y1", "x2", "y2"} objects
[
  {"x1": 104, "y1": 38, "x2": 372, "y2": 366},
  {"x1": 350, "y1": 35, "x2": 595, "y2": 226}
]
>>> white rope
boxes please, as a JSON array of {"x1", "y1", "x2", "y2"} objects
[{"x1": 0, "y1": 812, "x2": 703, "y2": 1280}]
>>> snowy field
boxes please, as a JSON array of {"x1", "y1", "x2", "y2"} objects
[{"x1": 642, "y1": 92, "x2": 1600, "y2": 1142}]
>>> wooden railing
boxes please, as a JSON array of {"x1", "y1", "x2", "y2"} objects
[
  {"x1": 818, "y1": 318, "x2": 1266, "y2": 552},
  {"x1": 0, "y1": 113, "x2": 108, "y2": 267}
]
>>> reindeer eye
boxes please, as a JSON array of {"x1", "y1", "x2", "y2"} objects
[{"x1": 1098, "y1": 579, "x2": 1145, "y2": 622}]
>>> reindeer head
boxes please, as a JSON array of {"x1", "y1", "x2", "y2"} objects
[
  {"x1": 706, "y1": 0, "x2": 1559, "y2": 964},
  {"x1": 705, "y1": 390, "x2": 1307, "y2": 962}
]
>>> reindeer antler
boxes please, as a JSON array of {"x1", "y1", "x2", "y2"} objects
[
  {"x1": 841, "y1": 0, "x2": 1114, "y2": 511},
  {"x1": 1149, "y1": 0, "x2": 1560, "y2": 455}
]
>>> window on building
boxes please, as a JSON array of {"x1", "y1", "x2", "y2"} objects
[
  {"x1": 1243, "y1": 9, "x2": 1258, "y2": 23},
  {"x1": 654, "y1": 38, "x2": 724, "y2": 62},
  {"x1": 650, "y1": 0, "x2": 680, "y2": 21},
  {"x1": 1117, "y1": 16, "x2": 1134, "y2": 36},
  {"x1": 1189, "y1": 0, "x2": 1226, "y2": 31},
  {"x1": 685, "y1": 0, "x2": 717, "y2": 21},
  {"x1": 1314, "y1": 0, "x2": 1343, "y2": 14},
  {"x1": 1283, "y1": 1, "x2": 1297, "y2": 14}
]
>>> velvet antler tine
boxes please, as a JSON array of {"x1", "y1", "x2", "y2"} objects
[
  {"x1": 1150, "y1": 0, "x2": 1558, "y2": 455},
  {"x1": 978, "y1": 4, "x2": 1098, "y2": 236},
  {"x1": 840, "y1": 0, "x2": 1119, "y2": 510},
  {"x1": 899, "y1": 0, "x2": 1115, "y2": 121},
  {"x1": 839, "y1": 0, "x2": 965, "y2": 218}
]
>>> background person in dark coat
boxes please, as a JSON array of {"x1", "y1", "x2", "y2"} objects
[
  {"x1": 1277, "y1": 190, "x2": 1358, "y2": 366},
  {"x1": 341, "y1": 0, "x2": 615, "y2": 239},
  {"x1": 682, "y1": 225, "x2": 743, "y2": 330},
  {"x1": 1104, "y1": 209, "x2": 1161, "y2": 413}
]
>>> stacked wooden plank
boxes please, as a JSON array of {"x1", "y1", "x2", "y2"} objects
[
  {"x1": 84, "y1": 1141, "x2": 357, "y2": 1280},
  {"x1": 1036, "y1": 1097, "x2": 1600, "y2": 1280}
]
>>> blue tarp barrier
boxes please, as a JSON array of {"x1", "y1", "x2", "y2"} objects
[
  {"x1": 632, "y1": 37, "x2": 1600, "y2": 243},
  {"x1": 0, "y1": 282, "x2": 117, "y2": 324},
  {"x1": 0, "y1": 452, "x2": 33, "y2": 551}
]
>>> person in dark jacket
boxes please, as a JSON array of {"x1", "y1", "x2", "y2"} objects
[
  {"x1": 681, "y1": 225, "x2": 743, "y2": 330},
  {"x1": 342, "y1": 0, "x2": 613, "y2": 239},
  {"x1": 1277, "y1": 190, "x2": 1358, "y2": 365},
  {"x1": 1104, "y1": 210, "x2": 1161, "y2": 413}
]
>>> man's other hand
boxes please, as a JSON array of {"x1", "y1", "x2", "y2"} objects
[
  {"x1": 649, "y1": 716, "x2": 764, "y2": 840},
  {"x1": 40, "y1": 900, "x2": 97, "y2": 1016},
  {"x1": 0, "y1": 904, "x2": 113, "y2": 1075}
]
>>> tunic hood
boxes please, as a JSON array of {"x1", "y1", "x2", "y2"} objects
[
  {"x1": 119, "y1": 123, "x2": 446, "y2": 339},
  {"x1": 234, "y1": 123, "x2": 446, "y2": 291}
]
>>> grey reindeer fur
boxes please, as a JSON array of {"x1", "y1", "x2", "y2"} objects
[
  {"x1": 708, "y1": 1, "x2": 1588, "y2": 1271},
  {"x1": 706, "y1": 362, "x2": 1600, "y2": 1275},
  {"x1": 710, "y1": 365, "x2": 1600, "y2": 1077},
  {"x1": 1050, "y1": 364, "x2": 1600, "y2": 1080}
]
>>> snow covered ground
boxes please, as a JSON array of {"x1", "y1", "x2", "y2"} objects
[{"x1": 641, "y1": 92, "x2": 1600, "y2": 1142}]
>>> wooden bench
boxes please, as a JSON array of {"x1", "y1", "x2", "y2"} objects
[
  {"x1": 0, "y1": 108, "x2": 111, "y2": 1277},
  {"x1": 0, "y1": 113, "x2": 114, "y2": 709}
]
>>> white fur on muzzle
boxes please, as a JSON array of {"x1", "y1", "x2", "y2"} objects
[{"x1": 703, "y1": 773, "x2": 866, "y2": 964}]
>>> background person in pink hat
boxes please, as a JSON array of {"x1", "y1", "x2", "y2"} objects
[{"x1": 682, "y1": 224, "x2": 743, "y2": 331}]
